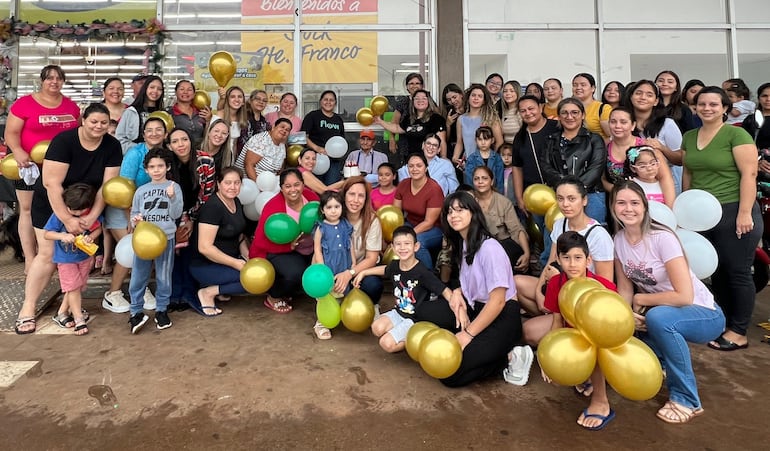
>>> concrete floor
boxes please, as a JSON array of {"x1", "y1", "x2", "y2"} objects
[{"x1": 1, "y1": 263, "x2": 769, "y2": 449}]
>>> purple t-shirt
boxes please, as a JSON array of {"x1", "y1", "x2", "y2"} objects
[
  {"x1": 459, "y1": 238, "x2": 516, "y2": 308},
  {"x1": 614, "y1": 229, "x2": 715, "y2": 309}
]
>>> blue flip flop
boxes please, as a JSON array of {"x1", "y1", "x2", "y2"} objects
[{"x1": 580, "y1": 408, "x2": 615, "y2": 431}]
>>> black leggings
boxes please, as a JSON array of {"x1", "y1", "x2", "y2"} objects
[
  {"x1": 703, "y1": 201, "x2": 763, "y2": 336},
  {"x1": 266, "y1": 251, "x2": 311, "y2": 298},
  {"x1": 441, "y1": 300, "x2": 522, "y2": 388}
]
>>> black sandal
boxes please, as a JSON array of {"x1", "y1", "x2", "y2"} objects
[
  {"x1": 52, "y1": 312, "x2": 75, "y2": 328},
  {"x1": 14, "y1": 317, "x2": 36, "y2": 335}
]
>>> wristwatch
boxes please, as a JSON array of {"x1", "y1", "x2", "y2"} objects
[{"x1": 349, "y1": 268, "x2": 356, "y2": 276}]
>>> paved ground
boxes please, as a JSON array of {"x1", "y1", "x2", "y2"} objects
[{"x1": 1, "y1": 251, "x2": 769, "y2": 450}]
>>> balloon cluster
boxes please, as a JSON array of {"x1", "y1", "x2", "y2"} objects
[
  {"x1": 648, "y1": 191, "x2": 722, "y2": 279},
  {"x1": 537, "y1": 278, "x2": 663, "y2": 401},
  {"x1": 405, "y1": 322, "x2": 462, "y2": 379},
  {"x1": 523, "y1": 184, "x2": 564, "y2": 230},
  {"x1": 240, "y1": 173, "x2": 282, "y2": 221},
  {"x1": 356, "y1": 96, "x2": 389, "y2": 126},
  {"x1": 303, "y1": 263, "x2": 376, "y2": 333}
]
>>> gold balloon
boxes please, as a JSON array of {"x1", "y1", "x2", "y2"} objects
[
  {"x1": 418, "y1": 328, "x2": 463, "y2": 379},
  {"x1": 132, "y1": 221, "x2": 168, "y2": 260},
  {"x1": 405, "y1": 321, "x2": 438, "y2": 362},
  {"x1": 574, "y1": 289, "x2": 635, "y2": 349},
  {"x1": 102, "y1": 176, "x2": 137, "y2": 209},
  {"x1": 537, "y1": 328, "x2": 597, "y2": 386},
  {"x1": 544, "y1": 203, "x2": 565, "y2": 231},
  {"x1": 286, "y1": 144, "x2": 303, "y2": 167},
  {"x1": 557, "y1": 278, "x2": 604, "y2": 326},
  {"x1": 523, "y1": 183, "x2": 557, "y2": 216},
  {"x1": 370, "y1": 95, "x2": 389, "y2": 116},
  {"x1": 341, "y1": 288, "x2": 375, "y2": 333},
  {"x1": 381, "y1": 246, "x2": 400, "y2": 266},
  {"x1": 0, "y1": 154, "x2": 21, "y2": 181},
  {"x1": 30, "y1": 140, "x2": 50, "y2": 164},
  {"x1": 598, "y1": 336, "x2": 663, "y2": 401},
  {"x1": 192, "y1": 90, "x2": 211, "y2": 110},
  {"x1": 148, "y1": 110, "x2": 174, "y2": 134},
  {"x1": 208, "y1": 51, "x2": 237, "y2": 87},
  {"x1": 356, "y1": 107, "x2": 374, "y2": 126},
  {"x1": 376, "y1": 205, "x2": 404, "y2": 243},
  {"x1": 525, "y1": 216, "x2": 543, "y2": 249},
  {"x1": 240, "y1": 258, "x2": 275, "y2": 294}
]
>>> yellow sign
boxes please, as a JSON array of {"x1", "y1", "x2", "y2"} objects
[
  {"x1": 241, "y1": 15, "x2": 377, "y2": 84},
  {"x1": 19, "y1": 3, "x2": 156, "y2": 23},
  {"x1": 193, "y1": 52, "x2": 264, "y2": 93}
]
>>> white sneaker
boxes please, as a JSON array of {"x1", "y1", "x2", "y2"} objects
[
  {"x1": 503, "y1": 345, "x2": 534, "y2": 386},
  {"x1": 143, "y1": 288, "x2": 156, "y2": 311},
  {"x1": 103, "y1": 290, "x2": 130, "y2": 313}
]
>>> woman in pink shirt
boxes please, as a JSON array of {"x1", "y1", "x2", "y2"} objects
[{"x1": 5, "y1": 65, "x2": 80, "y2": 273}]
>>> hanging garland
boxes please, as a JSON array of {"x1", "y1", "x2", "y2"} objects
[{"x1": 0, "y1": 18, "x2": 168, "y2": 122}]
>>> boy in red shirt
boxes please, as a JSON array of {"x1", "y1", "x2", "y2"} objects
[{"x1": 519, "y1": 231, "x2": 617, "y2": 430}]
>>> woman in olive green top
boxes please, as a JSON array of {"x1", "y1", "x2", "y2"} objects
[{"x1": 682, "y1": 86, "x2": 761, "y2": 351}]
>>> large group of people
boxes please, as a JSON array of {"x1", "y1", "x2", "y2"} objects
[{"x1": 6, "y1": 63, "x2": 770, "y2": 430}]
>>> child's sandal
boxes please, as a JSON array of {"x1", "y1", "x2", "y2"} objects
[{"x1": 74, "y1": 319, "x2": 89, "y2": 336}]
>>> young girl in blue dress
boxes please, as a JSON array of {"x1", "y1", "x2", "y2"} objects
[{"x1": 313, "y1": 191, "x2": 355, "y2": 297}]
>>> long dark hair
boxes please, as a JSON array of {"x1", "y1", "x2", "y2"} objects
[
  {"x1": 628, "y1": 80, "x2": 668, "y2": 138},
  {"x1": 655, "y1": 70, "x2": 684, "y2": 122},
  {"x1": 130, "y1": 75, "x2": 164, "y2": 112},
  {"x1": 441, "y1": 191, "x2": 492, "y2": 266}
]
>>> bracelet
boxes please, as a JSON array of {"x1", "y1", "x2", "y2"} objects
[{"x1": 465, "y1": 329, "x2": 476, "y2": 339}]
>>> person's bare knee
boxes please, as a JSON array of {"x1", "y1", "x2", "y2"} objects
[
  {"x1": 379, "y1": 334, "x2": 405, "y2": 353},
  {"x1": 371, "y1": 316, "x2": 392, "y2": 337}
]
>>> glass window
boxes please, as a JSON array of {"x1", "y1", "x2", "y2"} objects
[
  {"x1": 301, "y1": 31, "x2": 431, "y2": 123},
  {"x1": 737, "y1": 30, "x2": 770, "y2": 95},
  {"x1": 735, "y1": 0, "x2": 770, "y2": 23},
  {"x1": 468, "y1": 30, "x2": 597, "y2": 90},
  {"x1": 166, "y1": 0, "x2": 284, "y2": 26},
  {"x1": 603, "y1": 30, "x2": 728, "y2": 87},
  {"x1": 16, "y1": 36, "x2": 150, "y2": 104},
  {"x1": 300, "y1": 0, "x2": 430, "y2": 25},
  {"x1": 468, "y1": 0, "x2": 595, "y2": 24},
  {"x1": 603, "y1": 0, "x2": 726, "y2": 24}
]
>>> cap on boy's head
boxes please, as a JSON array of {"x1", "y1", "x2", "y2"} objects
[{"x1": 360, "y1": 129, "x2": 375, "y2": 139}]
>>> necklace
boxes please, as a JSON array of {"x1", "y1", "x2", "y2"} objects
[{"x1": 218, "y1": 192, "x2": 236, "y2": 213}]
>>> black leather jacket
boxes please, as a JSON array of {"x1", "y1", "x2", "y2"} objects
[{"x1": 539, "y1": 127, "x2": 607, "y2": 192}]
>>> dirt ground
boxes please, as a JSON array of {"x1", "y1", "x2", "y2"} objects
[{"x1": 1, "y1": 287, "x2": 769, "y2": 450}]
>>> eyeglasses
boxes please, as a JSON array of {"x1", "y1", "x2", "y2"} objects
[
  {"x1": 252, "y1": 97, "x2": 268, "y2": 103},
  {"x1": 424, "y1": 141, "x2": 440, "y2": 148},
  {"x1": 632, "y1": 160, "x2": 659, "y2": 170},
  {"x1": 487, "y1": 81, "x2": 502, "y2": 88},
  {"x1": 559, "y1": 110, "x2": 582, "y2": 118}
]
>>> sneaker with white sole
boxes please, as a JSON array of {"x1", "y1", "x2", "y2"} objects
[
  {"x1": 129, "y1": 313, "x2": 149, "y2": 334},
  {"x1": 503, "y1": 345, "x2": 534, "y2": 386},
  {"x1": 103, "y1": 290, "x2": 130, "y2": 313},
  {"x1": 155, "y1": 311, "x2": 172, "y2": 330},
  {"x1": 143, "y1": 288, "x2": 156, "y2": 311}
]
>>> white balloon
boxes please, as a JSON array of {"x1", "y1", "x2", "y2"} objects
[
  {"x1": 673, "y1": 189, "x2": 722, "y2": 232},
  {"x1": 676, "y1": 229, "x2": 718, "y2": 279},
  {"x1": 238, "y1": 178, "x2": 259, "y2": 204},
  {"x1": 325, "y1": 136, "x2": 348, "y2": 158},
  {"x1": 648, "y1": 201, "x2": 677, "y2": 230},
  {"x1": 256, "y1": 171, "x2": 279, "y2": 192},
  {"x1": 243, "y1": 200, "x2": 260, "y2": 221},
  {"x1": 115, "y1": 233, "x2": 134, "y2": 269},
  {"x1": 255, "y1": 191, "x2": 276, "y2": 215},
  {"x1": 312, "y1": 153, "x2": 331, "y2": 175}
]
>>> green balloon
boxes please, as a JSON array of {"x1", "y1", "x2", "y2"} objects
[
  {"x1": 299, "y1": 201, "x2": 320, "y2": 234},
  {"x1": 302, "y1": 264, "x2": 334, "y2": 298},
  {"x1": 264, "y1": 213, "x2": 300, "y2": 244},
  {"x1": 316, "y1": 293, "x2": 341, "y2": 328}
]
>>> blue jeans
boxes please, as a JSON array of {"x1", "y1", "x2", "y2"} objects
[
  {"x1": 322, "y1": 158, "x2": 344, "y2": 185},
  {"x1": 585, "y1": 191, "x2": 606, "y2": 225},
  {"x1": 171, "y1": 245, "x2": 198, "y2": 304},
  {"x1": 189, "y1": 262, "x2": 246, "y2": 296},
  {"x1": 129, "y1": 238, "x2": 175, "y2": 315},
  {"x1": 409, "y1": 224, "x2": 443, "y2": 270},
  {"x1": 641, "y1": 304, "x2": 725, "y2": 409},
  {"x1": 533, "y1": 214, "x2": 551, "y2": 268}
]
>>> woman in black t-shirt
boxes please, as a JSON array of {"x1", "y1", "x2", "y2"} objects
[
  {"x1": 189, "y1": 167, "x2": 250, "y2": 316},
  {"x1": 375, "y1": 89, "x2": 447, "y2": 158}
]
